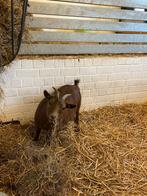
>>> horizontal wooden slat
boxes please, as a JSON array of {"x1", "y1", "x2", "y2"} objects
[
  {"x1": 26, "y1": 16, "x2": 147, "y2": 32},
  {"x1": 28, "y1": 1, "x2": 147, "y2": 21},
  {"x1": 20, "y1": 44, "x2": 147, "y2": 54},
  {"x1": 24, "y1": 1, "x2": 147, "y2": 55},
  {"x1": 27, "y1": 31, "x2": 147, "y2": 43},
  {"x1": 51, "y1": 0, "x2": 147, "y2": 9}
]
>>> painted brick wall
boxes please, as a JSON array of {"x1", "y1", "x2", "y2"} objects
[{"x1": 0, "y1": 56, "x2": 147, "y2": 123}]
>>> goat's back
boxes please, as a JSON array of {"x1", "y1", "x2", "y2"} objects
[{"x1": 59, "y1": 84, "x2": 81, "y2": 105}]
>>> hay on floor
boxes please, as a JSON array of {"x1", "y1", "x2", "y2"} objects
[{"x1": 0, "y1": 103, "x2": 147, "y2": 196}]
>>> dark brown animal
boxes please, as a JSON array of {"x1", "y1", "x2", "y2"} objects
[
  {"x1": 34, "y1": 79, "x2": 81, "y2": 141},
  {"x1": 58, "y1": 79, "x2": 81, "y2": 132}
]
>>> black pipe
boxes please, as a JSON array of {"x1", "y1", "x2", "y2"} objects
[{"x1": 11, "y1": 0, "x2": 15, "y2": 56}]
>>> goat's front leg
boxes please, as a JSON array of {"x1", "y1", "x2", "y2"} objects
[
  {"x1": 46, "y1": 130, "x2": 52, "y2": 144},
  {"x1": 74, "y1": 111, "x2": 80, "y2": 132},
  {"x1": 33, "y1": 127, "x2": 41, "y2": 141}
]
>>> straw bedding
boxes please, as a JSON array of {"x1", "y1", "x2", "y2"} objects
[{"x1": 0, "y1": 103, "x2": 147, "y2": 196}]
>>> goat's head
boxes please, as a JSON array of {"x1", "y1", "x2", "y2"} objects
[
  {"x1": 43, "y1": 88, "x2": 58, "y2": 105},
  {"x1": 43, "y1": 87, "x2": 76, "y2": 109}
]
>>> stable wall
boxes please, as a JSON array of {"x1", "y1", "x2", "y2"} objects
[{"x1": 0, "y1": 56, "x2": 147, "y2": 123}]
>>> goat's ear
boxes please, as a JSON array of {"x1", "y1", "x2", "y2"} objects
[
  {"x1": 52, "y1": 87, "x2": 59, "y2": 99},
  {"x1": 44, "y1": 90, "x2": 51, "y2": 99}
]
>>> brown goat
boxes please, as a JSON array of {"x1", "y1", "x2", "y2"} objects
[
  {"x1": 58, "y1": 79, "x2": 81, "y2": 132},
  {"x1": 34, "y1": 79, "x2": 81, "y2": 141}
]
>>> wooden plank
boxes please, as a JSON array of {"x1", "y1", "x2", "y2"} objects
[
  {"x1": 28, "y1": 1, "x2": 147, "y2": 21},
  {"x1": 27, "y1": 31, "x2": 147, "y2": 43},
  {"x1": 26, "y1": 16, "x2": 147, "y2": 32},
  {"x1": 51, "y1": 0, "x2": 147, "y2": 9},
  {"x1": 20, "y1": 44, "x2": 147, "y2": 54}
]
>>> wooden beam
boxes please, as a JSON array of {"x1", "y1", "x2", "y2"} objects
[
  {"x1": 20, "y1": 44, "x2": 147, "y2": 54},
  {"x1": 27, "y1": 31, "x2": 147, "y2": 43},
  {"x1": 26, "y1": 16, "x2": 147, "y2": 32},
  {"x1": 50, "y1": 0, "x2": 147, "y2": 9},
  {"x1": 28, "y1": 1, "x2": 147, "y2": 21}
]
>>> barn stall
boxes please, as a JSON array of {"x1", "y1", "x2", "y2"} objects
[{"x1": 0, "y1": 0, "x2": 147, "y2": 195}]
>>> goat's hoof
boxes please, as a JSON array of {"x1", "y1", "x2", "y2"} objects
[
  {"x1": 46, "y1": 139, "x2": 51, "y2": 146},
  {"x1": 33, "y1": 137, "x2": 39, "y2": 141}
]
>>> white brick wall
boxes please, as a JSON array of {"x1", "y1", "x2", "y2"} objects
[{"x1": 0, "y1": 56, "x2": 147, "y2": 123}]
